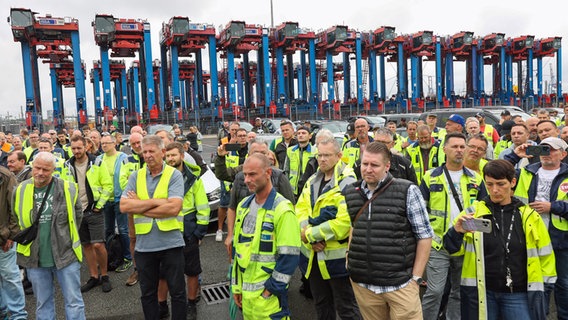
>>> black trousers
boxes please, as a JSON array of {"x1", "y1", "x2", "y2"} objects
[
  {"x1": 136, "y1": 247, "x2": 187, "y2": 320},
  {"x1": 308, "y1": 261, "x2": 361, "y2": 320}
]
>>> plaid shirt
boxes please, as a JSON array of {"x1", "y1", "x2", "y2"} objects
[{"x1": 356, "y1": 181, "x2": 434, "y2": 294}]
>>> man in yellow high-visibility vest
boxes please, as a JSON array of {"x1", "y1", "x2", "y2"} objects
[
  {"x1": 120, "y1": 135, "x2": 186, "y2": 320},
  {"x1": 14, "y1": 152, "x2": 85, "y2": 319}
]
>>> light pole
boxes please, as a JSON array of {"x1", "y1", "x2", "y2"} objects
[{"x1": 270, "y1": 0, "x2": 274, "y2": 28}]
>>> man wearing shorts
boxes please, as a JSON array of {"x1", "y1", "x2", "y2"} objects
[{"x1": 63, "y1": 135, "x2": 113, "y2": 292}]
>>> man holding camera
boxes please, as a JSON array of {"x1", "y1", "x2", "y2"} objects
[{"x1": 505, "y1": 136, "x2": 568, "y2": 318}]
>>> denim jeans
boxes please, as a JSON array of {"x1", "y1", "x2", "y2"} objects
[
  {"x1": 422, "y1": 249, "x2": 463, "y2": 320},
  {"x1": 555, "y1": 248, "x2": 568, "y2": 320},
  {"x1": 104, "y1": 201, "x2": 131, "y2": 260},
  {"x1": 135, "y1": 247, "x2": 187, "y2": 320},
  {"x1": 0, "y1": 245, "x2": 27, "y2": 319},
  {"x1": 486, "y1": 291, "x2": 531, "y2": 320},
  {"x1": 27, "y1": 261, "x2": 85, "y2": 320}
]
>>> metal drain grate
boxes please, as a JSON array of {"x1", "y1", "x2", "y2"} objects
[{"x1": 201, "y1": 281, "x2": 231, "y2": 305}]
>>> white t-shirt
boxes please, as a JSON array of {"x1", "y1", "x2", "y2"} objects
[
  {"x1": 536, "y1": 167, "x2": 560, "y2": 227},
  {"x1": 446, "y1": 169, "x2": 464, "y2": 226}
]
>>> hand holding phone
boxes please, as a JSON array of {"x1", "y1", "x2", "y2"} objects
[
  {"x1": 462, "y1": 217, "x2": 492, "y2": 233},
  {"x1": 224, "y1": 143, "x2": 241, "y2": 152}
]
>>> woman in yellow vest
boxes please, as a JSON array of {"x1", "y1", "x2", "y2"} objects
[{"x1": 444, "y1": 160, "x2": 555, "y2": 320}]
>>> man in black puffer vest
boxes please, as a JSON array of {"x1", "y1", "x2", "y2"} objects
[{"x1": 342, "y1": 141, "x2": 433, "y2": 320}]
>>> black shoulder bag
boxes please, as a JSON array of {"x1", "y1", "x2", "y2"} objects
[{"x1": 12, "y1": 180, "x2": 53, "y2": 245}]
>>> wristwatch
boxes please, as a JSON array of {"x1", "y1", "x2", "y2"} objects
[{"x1": 412, "y1": 275, "x2": 423, "y2": 284}]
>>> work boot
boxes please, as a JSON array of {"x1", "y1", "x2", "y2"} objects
[
  {"x1": 81, "y1": 276, "x2": 101, "y2": 293},
  {"x1": 159, "y1": 301, "x2": 169, "y2": 319},
  {"x1": 126, "y1": 269, "x2": 138, "y2": 286},
  {"x1": 187, "y1": 299, "x2": 197, "y2": 320},
  {"x1": 101, "y1": 275, "x2": 112, "y2": 293}
]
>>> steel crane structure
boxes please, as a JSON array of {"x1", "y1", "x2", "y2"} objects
[
  {"x1": 159, "y1": 17, "x2": 218, "y2": 123},
  {"x1": 92, "y1": 14, "x2": 155, "y2": 128},
  {"x1": 216, "y1": 21, "x2": 269, "y2": 120},
  {"x1": 10, "y1": 8, "x2": 88, "y2": 129},
  {"x1": 534, "y1": 37, "x2": 563, "y2": 105},
  {"x1": 270, "y1": 22, "x2": 318, "y2": 118},
  {"x1": 314, "y1": 25, "x2": 357, "y2": 118}
]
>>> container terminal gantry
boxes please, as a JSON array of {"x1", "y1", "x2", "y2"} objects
[
  {"x1": 159, "y1": 17, "x2": 217, "y2": 124},
  {"x1": 270, "y1": 22, "x2": 318, "y2": 118},
  {"x1": 10, "y1": 8, "x2": 88, "y2": 129},
  {"x1": 93, "y1": 14, "x2": 155, "y2": 128},
  {"x1": 217, "y1": 21, "x2": 269, "y2": 121}
]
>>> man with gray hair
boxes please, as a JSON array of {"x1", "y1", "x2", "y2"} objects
[
  {"x1": 120, "y1": 135, "x2": 187, "y2": 319},
  {"x1": 14, "y1": 152, "x2": 85, "y2": 319},
  {"x1": 296, "y1": 135, "x2": 360, "y2": 319}
]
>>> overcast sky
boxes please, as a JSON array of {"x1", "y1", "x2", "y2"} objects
[{"x1": 2, "y1": 0, "x2": 567, "y2": 119}]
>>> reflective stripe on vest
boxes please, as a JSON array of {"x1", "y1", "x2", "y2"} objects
[{"x1": 515, "y1": 169, "x2": 568, "y2": 231}]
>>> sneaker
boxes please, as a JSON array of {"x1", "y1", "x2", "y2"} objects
[
  {"x1": 116, "y1": 259, "x2": 133, "y2": 273},
  {"x1": 215, "y1": 229, "x2": 223, "y2": 242},
  {"x1": 81, "y1": 277, "x2": 101, "y2": 293},
  {"x1": 187, "y1": 300, "x2": 197, "y2": 320},
  {"x1": 126, "y1": 269, "x2": 138, "y2": 286},
  {"x1": 159, "y1": 301, "x2": 169, "y2": 319},
  {"x1": 101, "y1": 275, "x2": 112, "y2": 292}
]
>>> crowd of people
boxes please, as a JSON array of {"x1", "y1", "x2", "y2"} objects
[{"x1": 0, "y1": 104, "x2": 566, "y2": 320}]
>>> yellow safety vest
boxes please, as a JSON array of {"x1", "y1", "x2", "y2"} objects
[
  {"x1": 133, "y1": 165, "x2": 183, "y2": 234},
  {"x1": 286, "y1": 143, "x2": 316, "y2": 194},
  {"x1": 515, "y1": 169, "x2": 568, "y2": 231},
  {"x1": 14, "y1": 179, "x2": 82, "y2": 262},
  {"x1": 422, "y1": 166, "x2": 484, "y2": 250},
  {"x1": 406, "y1": 141, "x2": 441, "y2": 185},
  {"x1": 458, "y1": 201, "x2": 556, "y2": 318}
]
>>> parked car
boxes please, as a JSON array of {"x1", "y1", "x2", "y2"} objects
[
  {"x1": 257, "y1": 118, "x2": 295, "y2": 134},
  {"x1": 238, "y1": 121, "x2": 253, "y2": 132},
  {"x1": 347, "y1": 115, "x2": 386, "y2": 129},
  {"x1": 147, "y1": 124, "x2": 173, "y2": 135},
  {"x1": 185, "y1": 155, "x2": 221, "y2": 221},
  {"x1": 380, "y1": 113, "x2": 422, "y2": 126},
  {"x1": 418, "y1": 108, "x2": 500, "y2": 128}
]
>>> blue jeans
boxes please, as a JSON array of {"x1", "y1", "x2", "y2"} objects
[
  {"x1": 27, "y1": 261, "x2": 85, "y2": 320},
  {"x1": 486, "y1": 291, "x2": 531, "y2": 320},
  {"x1": 555, "y1": 248, "x2": 568, "y2": 320},
  {"x1": 422, "y1": 249, "x2": 463, "y2": 320},
  {"x1": 104, "y1": 201, "x2": 132, "y2": 260},
  {"x1": 0, "y1": 245, "x2": 27, "y2": 319},
  {"x1": 135, "y1": 247, "x2": 187, "y2": 320}
]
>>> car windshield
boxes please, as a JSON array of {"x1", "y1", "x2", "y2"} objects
[
  {"x1": 238, "y1": 122, "x2": 253, "y2": 131},
  {"x1": 365, "y1": 116, "x2": 386, "y2": 126},
  {"x1": 147, "y1": 124, "x2": 173, "y2": 135},
  {"x1": 321, "y1": 121, "x2": 348, "y2": 133}
]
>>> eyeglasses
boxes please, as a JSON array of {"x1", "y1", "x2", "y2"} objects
[
  {"x1": 375, "y1": 140, "x2": 393, "y2": 144},
  {"x1": 466, "y1": 144, "x2": 486, "y2": 152},
  {"x1": 316, "y1": 153, "x2": 338, "y2": 159}
]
